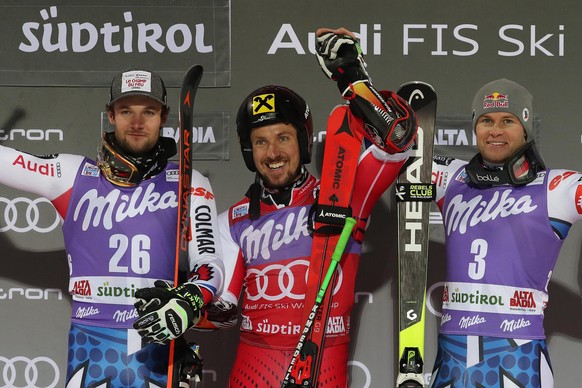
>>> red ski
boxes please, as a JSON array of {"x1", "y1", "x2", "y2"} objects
[{"x1": 282, "y1": 106, "x2": 363, "y2": 387}]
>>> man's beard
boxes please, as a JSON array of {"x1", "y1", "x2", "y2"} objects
[
  {"x1": 114, "y1": 130, "x2": 158, "y2": 157},
  {"x1": 261, "y1": 165, "x2": 302, "y2": 190}
]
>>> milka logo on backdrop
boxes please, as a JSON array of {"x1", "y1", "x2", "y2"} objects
[
  {"x1": 444, "y1": 189, "x2": 537, "y2": 235},
  {"x1": 19, "y1": 6, "x2": 213, "y2": 53},
  {"x1": 73, "y1": 183, "x2": 177, "y2": 231},
  {"x1": 240, "y1": 207, "x2": 309, "y2": 261}
]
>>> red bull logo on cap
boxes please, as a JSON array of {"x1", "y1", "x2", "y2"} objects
[{"x1": 482, "y1": 92, "x2": 509, "y2": 110}]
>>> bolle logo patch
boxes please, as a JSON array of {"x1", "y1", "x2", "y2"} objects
[{"x1": 474, "y1": 172, "x2": 500, "y2": 183}]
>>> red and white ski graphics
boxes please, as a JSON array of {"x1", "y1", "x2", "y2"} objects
[{"x1": 293, "y1": 105, "x2": 363, "y2": 386}]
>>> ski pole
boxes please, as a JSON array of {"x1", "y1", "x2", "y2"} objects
[{"x1": 282, "y1": 216, "x2": 356, "y2": 388}]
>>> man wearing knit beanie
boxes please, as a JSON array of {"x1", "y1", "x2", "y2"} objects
[
  {"x1": 472, "y1": 78, "x2": 533, "y2": 137},
  {"x1": 429, "y1": 79, "x2": 580, "y2": 388}
]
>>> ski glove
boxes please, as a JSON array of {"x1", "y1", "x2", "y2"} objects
[
  {"x1": 345, "y1": 84, "x2": 418, "y2": 154},
  {"x1": 133, "y1": 280, "x2": 204, "y2": 345},
  {"x1": 194, "y1": 298, "x2": 239, "y2": 331},
  {"x1": 316, "y1": 32, "x2": 370, "y2": 93}
]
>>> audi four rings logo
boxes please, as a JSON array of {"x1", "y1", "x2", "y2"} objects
[
  {"x1": 245, "y1": 259, "x2": 344, "y2": 301},
  {"x1": 0, "y1": 356, "x2": 60, "y2": 388},
  {"x1": 348, "y1": 360, "x2": 371, "y2": 388},
  {"x1": 0, "y1": 197, "x2": 60, "y2": 233}
]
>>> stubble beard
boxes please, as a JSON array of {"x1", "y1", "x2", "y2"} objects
[{"x1": 261, "y1": 164, "x2": 302, "y2": 190}]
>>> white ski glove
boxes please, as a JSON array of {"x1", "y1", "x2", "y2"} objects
[
  {"x1": 316, "y1": 32, "x2": 370, "y2": 92},
  {"x1": 133, "y1": 280, "x2": 204, "y2": 344}
]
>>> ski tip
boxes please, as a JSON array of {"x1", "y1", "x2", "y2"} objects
[
  {"x1": 181, "y1": 65, "x2": 204, "y2": 101},
  {"x1": 184, "y1": 64, "x2": 204, "y2": 83},
  {"x1": 398, "y1": 81, "x2": 435, "y2": 91},
  {"x1": 397, "y1": 81, "x2": 437, "y2": 109},
  {"x1": 398, "y1": 82, "x2": 436, "y2": 98},
  {"x1": 187, "y1": 64, "x2": 204, "y2": 73}
]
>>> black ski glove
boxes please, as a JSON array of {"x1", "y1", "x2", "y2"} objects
[
  {"x1": 133, "y1": 280, "x2": 204, "y2": 344},
  {"x1": 316, "y1": 32, "x2": 370, "y2": 93}
]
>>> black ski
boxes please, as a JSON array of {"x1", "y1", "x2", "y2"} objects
[
  {"x1": 168, "y1": 64, "x2": 204, "y2": 388},
  {"x1": 395, "y1": 82, "x2": 437, "y2": 388}
]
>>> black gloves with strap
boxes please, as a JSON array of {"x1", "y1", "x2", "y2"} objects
[{"x1": 133, "y1": 280, "x2": 204, "y2": 345}]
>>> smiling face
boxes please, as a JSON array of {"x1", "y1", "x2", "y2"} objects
[
  {"x1": 475, "y1": 111, "x2": 527, "y2": 164},
  {"x1": 107, "y1": 95, "x2": 168, "y2": 155},
  {"x1": 250, "y1": 122, "x2": 302, "y2": 189}
]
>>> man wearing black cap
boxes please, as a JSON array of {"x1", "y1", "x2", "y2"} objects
[
  {"x1": 0, "y1": 69, "x2": 223, "y2": 387},
  {"x1": 430, "y1": 78, "x2": 578, "y2": 387},
  {"x1": 194, "y1": 28, "x2": 418, "y2": 387}
]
